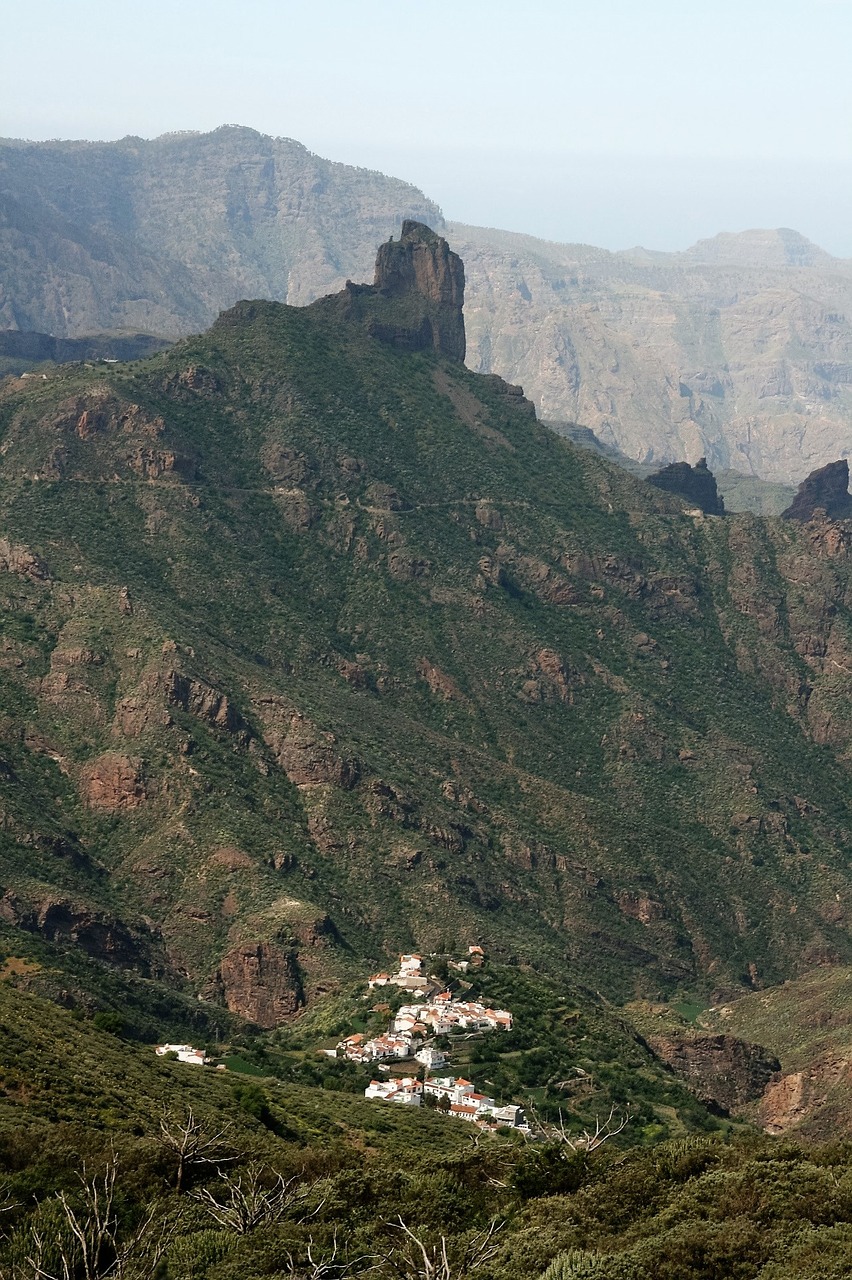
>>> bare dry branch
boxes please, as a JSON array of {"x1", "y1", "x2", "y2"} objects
[
  {"x1": 158, "y1": 1105, "x2": 236, "y2": 1192},
  {"x1": 190, "y1": 1162, "x2": 312, "y2": 1234},
  {"x1": 282, "y1": 1228, "x2": 381, "y2": 1277},
  {"x1": 23, "y1": 1154, "x2": 183, "y2": 1280},
  {"x1": 524, "y1": 1103, "x2": 629, "y2": 1152},
  {"x1": 388, "y1": 1216, "x2": 503, "y2": 1279}
]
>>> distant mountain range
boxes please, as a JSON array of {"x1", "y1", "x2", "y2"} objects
[
  {"x1": 453, "y1": 223, "x2": 852, "y2": 484},
  {"x1": 2, "y1": 126, "x2": 852, "y2": 483}
]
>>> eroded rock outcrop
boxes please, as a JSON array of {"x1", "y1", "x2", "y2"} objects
[
  {"x1": 80, "y1": 753, "x2": 147, "y2": 811},
  {"x1": 758, "y1": 1054, "x2": 852, "y2": 1135},
  {"x1": 334, "y1": 221, "x2": 466, "y2": 361},
  {"x1": 213, "y1": 941, "x2": 304, "y2": 1027},
  {"x1": 781, "y1": 459, "x2": 852, "y2": 522},
  {"x1": 375, "y1": 221, "x2": 463, "y2": 305},
  {"x1": 0, "y1": 890, "x2": 154, "y2": 971},
  {"x1": 0, "y1": 537, "x2": 49, "y2": 581},
  {"x1": 256, "y1": 698, "x2": 359, "y2": 789},
  {"x1": 164, "y1": 671, "x2": 248, "y2": 738},
  {"x1": 649, "y1": 1032, "x2": 780, "y2": 1112},
  {"x1": 647, "y1": 457, "x2": 725, "y2": 515}
]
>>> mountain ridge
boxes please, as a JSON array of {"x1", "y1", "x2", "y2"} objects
[
  {"x1": 452, "y1": 220, "x2": 852, "y2": 483},
  {"x1": 3, "y1": 126, "x2": 852, "y2": 482},
  {"x1": 2, "y1": 226, "x2": 852, "y2": 1029},
  {"x1": 0, "y1": 125, "x2": 443, "y2": 336}
]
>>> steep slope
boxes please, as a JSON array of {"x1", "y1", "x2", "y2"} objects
[
  {"x1": 0, "y1": 126, "x2": 442, "y2": 336},
  {"x1": 2, "y1": 226, "x2": 852, "y2": 1037},
  {"x1": 451, "y1": 221, "x2": 852, "y2": 483},
  {"x1": 699, "y1": 967, "x2": 852, "y2": 1141}
]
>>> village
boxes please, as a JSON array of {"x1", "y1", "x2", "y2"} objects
[
  {"x1": 337, "y1": 949, "x2": 525, "y2": 1131},
  {"x1": 154, "y1": 947, "x2": 526, "y2": 1131}
]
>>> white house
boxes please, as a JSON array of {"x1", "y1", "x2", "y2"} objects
[
  {"x1": 155, "y1": 1043, "x2": 207, "y2": 1066},
  {"x1": 487, "y1": 1104, "x2": 525, "y2": 1127},
  {"x1": 370, "y1": 1033, "x2": 418, "y2": 1060},
  {"x1": 415, "y1": 1045, "x2": 448, "y2": 1070},
  {"x1": 423, "y1": 1076, "x2": 476, "y2": 1106},
  {"x1": 391, "y1": 997, "x2": 512, "y2": 1035},
  {"x1": 338, "y1": 1031, "x2": 419, "y2": 1063},
  {"x1": 422, "y1": 1074, "x2": 526, "y2": 1126},
  {"x1": 365, "y1": 1077, "x2": 422, "y2": 1106},
  {"x1": 391, "y1": 974, "x2": 430, "y2": 992},
  {"x1": 450, "y1": 1102, "x2": 480, "y2": 1122}
]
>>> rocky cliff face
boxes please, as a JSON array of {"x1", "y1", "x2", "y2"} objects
[
  {"x1": 213, "y1": 942, "x2": 304, "y2": 1028},
  {"x1": 701, "y1": 967, "x2": 852, "y2": 1140},
  {"x1": 372, "y1": 220, "x2": 466, "y2": 360},
  {"x1": 649, "y1": 1032, "x2": 780, "y2": 1113},
  {"x1": 450, "y1": 222, "x2": 852, "y2": 484},
  {"x1": 782, "y1": 459, "x2": 852, "y2": 521}
]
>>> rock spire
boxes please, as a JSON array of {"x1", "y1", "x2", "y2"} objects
[
  {"x1": 647, "y1": 457, "x2": 725, "y2": 515},
  {"x1": 335, "y1": 222, "x2": 466, "y2": 361},
  {"x1": 781, "y1": 459, "x2": 852, "y2": 521}
]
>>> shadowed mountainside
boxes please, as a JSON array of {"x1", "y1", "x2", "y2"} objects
[{"x1": 782, "y1": 459, "x2": 852, "y2": 522}]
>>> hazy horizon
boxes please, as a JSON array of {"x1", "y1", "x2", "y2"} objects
[{"x1": 4, "y1": 0, "x2": 851, "y2": 257}]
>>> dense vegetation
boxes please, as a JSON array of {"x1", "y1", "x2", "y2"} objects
[
  {"x1": 1, "y1": 283, "x2": 851, "y2": 1011},
  {"x1": 1, "y1": 227, "x2": 852, "y2": 1275},
  {"x1": 2, "y1": 984, "x2": 852, "y2": 1280}
]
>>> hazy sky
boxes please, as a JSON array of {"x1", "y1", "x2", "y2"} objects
[{"x1": 4, "y1": 0, "x2": 852, "y2": 253}]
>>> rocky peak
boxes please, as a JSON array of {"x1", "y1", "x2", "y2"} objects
[
  {"x1": 781, "y1": 459, "x2": 852, "y2": 522},
  {"x1": 335, "y1": 222, "x2": 466, "y2": 361},
  {"x1": 646, "y1": 457, "x2": 725, "y2": 515},
  {"x1": 374, "y1": 220, "x2": 465, "y2": 309}
]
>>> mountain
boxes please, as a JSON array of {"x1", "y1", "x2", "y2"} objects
[
  {"x1": 781, "y1": 459, "x2": 852, "y2": 522},
  {"x1": 4, "y1": 127, "x2": 852, "y2": 486},
  {"x1": 682, "y1": 228, "x2": 835, "y2": 269},
  {"x1": 0, "y1": 126, "x2": 442, "y2": 336},
  {"x1": 451, "y1": 221, "x2": 852, "y2": 483},
  {"x1": 2, "y1": 221, "x2": 852, "y2": 1054}
]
